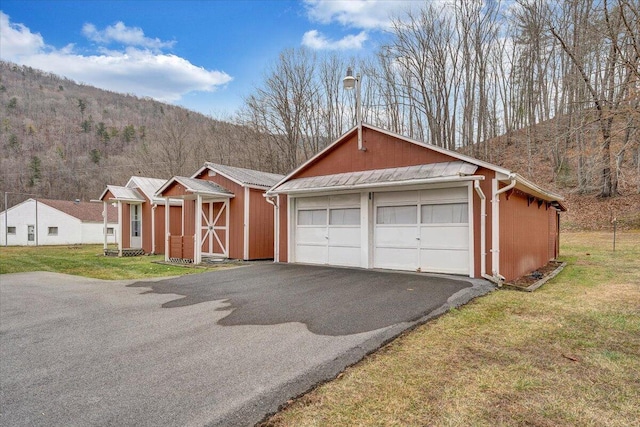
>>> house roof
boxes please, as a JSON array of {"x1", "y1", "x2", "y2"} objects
[
  {"x1": 156, "y1": 176, "x2": 235, "y2": 198},
  {"x1": 37, "y1": 199, "x2": 117, "y2": 222},
  {"x1": 268, "y1": 123, "x2": 565, "y2": 208},
  {"x1": 127, "y1": 176, "x2": 169, "y2": 202},
  {"x1": 100, "y1": 185, "x2": 145, "y2": 202},
  {"x1": 192, "y1": 163, "x2": 284, "y2": 189},
  {"x1": 274, "y1": 161, "x2": 480, "y2": 194}
]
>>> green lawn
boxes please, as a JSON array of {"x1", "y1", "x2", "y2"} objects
[
  {"x1": 0, "y1": 244, "x2": 216, "y2": 279},
  {"x1": 263, "y1": 231, "x2": 640, "y2": 427}
]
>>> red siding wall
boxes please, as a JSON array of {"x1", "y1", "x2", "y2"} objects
[
  {"x1": 121, "y1": 203, "x2": 131, "y2": 248},
  {"x1": 248, "y1": 188, "x2": 275, "y2": 259},
  {"x1": 499, "y1": 189, "x2": 559, "y2": 281},
  {"x1": 141, "y1": 199, "x2": 153, "y2": 253},
  {"x1": 295, "y1": 127, "x2": 458, "y2": 179}
]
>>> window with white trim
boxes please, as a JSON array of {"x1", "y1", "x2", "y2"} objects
[
  {"x1": 421, "y1": 203, "x2": 468, "y2": 224},
  {"x1": 48, "y1": 226, "x2": 58, "y2": 236},
  {"x1": 7, "y1": 226, "x2": 16, "y2": 234},
  {"x1": 298, "y1": 209, "x2": 327, "y2": 226},
  {"x1": 376, "y1": 205, "x2": 417, "y2": 224},
  {"x1": 329, "y1": 208, "x2": 360, "y2": 225},
  {"x1": 106, "y1": 227, "x2": 114, "y2": 236}
]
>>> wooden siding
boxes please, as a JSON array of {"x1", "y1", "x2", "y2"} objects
[
  {"x1": 152, "y1": 205, "x2": 180, "y2": 254},
  {"x1": 141, "y1": 199, "x2": 153, "y2": 253},
  {"x1": 121, "y1": 203, "x2": 131, "y2": 248},
  {"x1": 499, "y1": 189, "x2": 558, "y2": 281},
  {"x1": 169, "y1": 235, "x2": 194, "y2": 261},
  {"x1": 101, "y1": 189, "x2": 116, "y2": 201},
  {"x1": 194, "y1": 170, "x2": 245, "y2": 259},
  {"x1": 162, "y1": 181, "x2": 189, "y2": 198},
  {"x1": 294, "y1": 127, "x2": 458, "y2": 179},
  {"x1": 248, "y1": 188, "x2": 275, "y2": 259}
]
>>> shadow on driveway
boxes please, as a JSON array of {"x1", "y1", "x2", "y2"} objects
[{"x1": 129, "y1": 263, "x2": 472, "y2": 336}]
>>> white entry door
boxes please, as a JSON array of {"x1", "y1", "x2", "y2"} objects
[
  {"x1": 374, "y1": 187, "x2": 470, "y2": 274},
  {"x1": 294, "y1": 194, "x2": 361, "y2": 267},
  {"x1": 130, "y1": 203, "x2": 142, "y2": 248}
]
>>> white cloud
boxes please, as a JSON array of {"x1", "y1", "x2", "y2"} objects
[
  {"x1": 303, "y1": 0, "x2": 420, "y2": 30},
  {"x1": 302, "y1": 30, "x2": 368, "y2": 50},
  {"x1": 23, "y1": 49, "x2": 232, "y2": 102},
  {"x1": 0, "y1": 11, "x2": 46, "y2": 60},
  {"x1": 0, "y1": 12, "x2": 231, "y2": 104},
  {"x1": 82, "y1": 21, "x2": 175, "y2": 50}
]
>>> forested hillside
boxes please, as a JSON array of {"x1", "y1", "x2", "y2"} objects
[
  {"x1": 0, "y1": 61, "x2": 287, "y2": 206},
  {"x1": 2, "y1": 0, "x2": 640, "y2": 236}
]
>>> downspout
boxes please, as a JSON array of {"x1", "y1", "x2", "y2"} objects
[
  {"x1": 474, "y1": 180, "x2": 491, "y2": 282},
  {"x1": 490, "y1": 175, "x2": 517, "y2": 284},
  {"x1": 265, "y1": 195, "x2": 279, "y2": 263},
  {"x1": 151, "y1": 203, "x2": 157, "y2": 255}
]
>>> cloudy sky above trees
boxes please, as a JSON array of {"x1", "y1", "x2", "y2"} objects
[{"x1": 0, "y1": 0, "x2": 418, "y2": 116}]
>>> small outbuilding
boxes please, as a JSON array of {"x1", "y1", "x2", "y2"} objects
[
  {"x1": 0, "y1": 198, "x2": 117, "y2": 246},
  {"x1": 266, "y1": 124, "x2": 566, "y2": 282},
  {"x1": 99, "y1": 176, "x2": 182, "y2": 256},
  {"x1": 156, "y1": 163, "x2": 284, "y2": 263}
]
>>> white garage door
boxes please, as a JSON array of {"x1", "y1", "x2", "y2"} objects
[
  {"x1": 374, "y1": 187, "x2": 470, "y2": 274},
  {"x1": 295, "y1": 194, "x2": 361, "y2": 267}
]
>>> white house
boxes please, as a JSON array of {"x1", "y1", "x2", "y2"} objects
[{"x1": 0, "y1": 198, "x2": 117, "y2": 246}]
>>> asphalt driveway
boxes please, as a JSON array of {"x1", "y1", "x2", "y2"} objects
[{"x1": 0, "y1": 264, "x2": 493, "y2": 426}]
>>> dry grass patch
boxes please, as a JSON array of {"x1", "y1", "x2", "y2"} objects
[{"x1": 263, "y1": 231, "x2": 640, "y2": 427}]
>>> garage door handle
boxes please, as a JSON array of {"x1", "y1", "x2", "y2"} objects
[
  {"x1": 416, "y1": 237, "x2": 420, "y2": 240},
  {"x1": 325, "y1": 236, "x2": 329, "y2": 239}
]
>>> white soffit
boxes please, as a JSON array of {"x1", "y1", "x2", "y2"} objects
[{"x1": 275, "y1": 161, "x2": 479, "y2": 193}]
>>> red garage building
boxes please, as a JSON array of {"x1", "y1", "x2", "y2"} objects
[{"x1": 266, "y1": 124, "x2": 566, "y2": 282}]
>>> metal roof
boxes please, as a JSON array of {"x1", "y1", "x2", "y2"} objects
[
  {"x1": 202, "y1": 163, "x2": 284, "y2": 188},
  {"x1": 273, "y1": 161, "x2": 479, "y2": 194},
  {"x1": 167, "y1": 176, "x2": 234, "y2": 197},
  {"x1": 127, "y1": 176, "x2": 169, "y2": 202},
  {"x1": 35, "y1": 198, "x2": 117, "y2": 222},
  {"x1": 101, "y1": 185, "x2": 145, "y2": 202}
]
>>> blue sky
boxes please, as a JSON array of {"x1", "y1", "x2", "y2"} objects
[{"x1": 0, "y1": 1, "x2": 419, "y2": 117}]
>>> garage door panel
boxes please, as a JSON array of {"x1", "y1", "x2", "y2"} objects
[
  {"x1": 420, "y1": 226, "x2": 469, "y2": 249},
  {"x1": 328, "y1": 227, "x2": 360, "y2": 247},
  {"x1": 374, "y1": 247, "x2": 418, "y2": 270},
  {"x1": 375, "y1": 191, "x2": 418, "y2": 204},
  {"x1": 420, "y1": 187, "x2": 467, "y2": 202},
  {"x1": 297, "y1": 196, "x2": 329, "y2": 209},
  {"x1": 296, "y1": 227, "x2": 326, "y2": 245},
  {"x1": 375, "y1": 226, "x2": 418, "y2": 248},
  {"x1": 329, "y1": 193, "x2": 360, "y2": 206},
  {"x1": 328, "y1": 247, "x2": 360, "y2": 267},
  {"x1": 294, "y1": 194, "x2": 361, "y2": 267},
  {"x1": 296, "y1": 245, "x2": 327, "y2": 264},
  {"x1": 420, "y1": 248, "x2": 469, "y2": 274}
]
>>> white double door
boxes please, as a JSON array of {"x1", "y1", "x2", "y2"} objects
[
  {"x1": 374, "y1": 187, "x2": 471, "y2": 274},
  {"x1": 294, "y1": 194, "x2": 361, "y2": 267}
]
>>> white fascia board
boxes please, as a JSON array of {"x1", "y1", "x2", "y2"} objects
[
  {"x1": 274, "y1": 175, "x2": 485, "y2": 196},
  {"x1": 513, "y1": 174, "x2": 565, "y2": 202}
]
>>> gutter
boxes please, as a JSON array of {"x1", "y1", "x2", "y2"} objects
[{"x1": 267, "y1": 175, "x2": 486, "y2": 197}]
